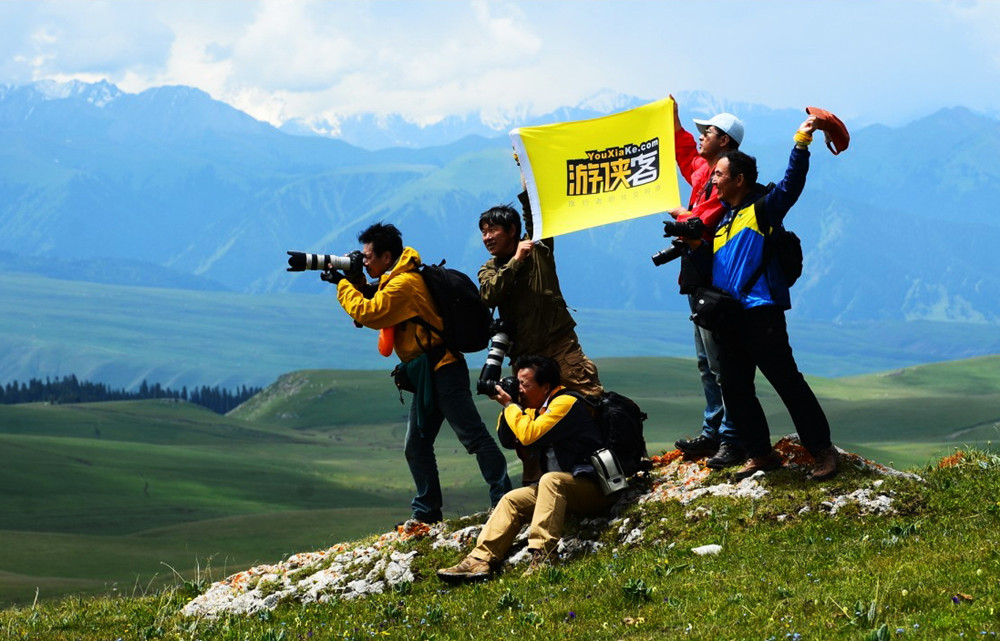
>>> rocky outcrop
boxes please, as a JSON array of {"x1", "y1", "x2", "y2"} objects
[{"x1": 182, "y1": 436, "x2": 919, "y2": 618}]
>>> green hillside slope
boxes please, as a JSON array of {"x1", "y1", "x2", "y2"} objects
[
  {"x1": 0, "y1": 355, "x2": 997, "y2": 607},
  {"x1": 5, "y1": 271, "x2": 1000, "y2": 391},
  {"x1": 5, "y1": 448, "x2": 1000, "y2": 639}
]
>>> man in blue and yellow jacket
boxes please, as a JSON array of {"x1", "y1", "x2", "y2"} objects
[
  {"x1": 709, "y1": 116, "x2": 838, "y2": 482},
  {"x1": 437, "y1": 355, "x2": 613, "y2": 581},
  {"x1": 325, "y1": 222, "x2": 510, "y2": 523}
]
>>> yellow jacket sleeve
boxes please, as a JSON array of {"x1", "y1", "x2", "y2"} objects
[
  {"x1": 333, "y1": 246, "x2": 458, "y2": 368},
  {"x1": 500, "y1": 393, "x2": 576, "y2": 446},
  {"x1": 336, "y1": 272, "x2": 422, "y2": 330}
]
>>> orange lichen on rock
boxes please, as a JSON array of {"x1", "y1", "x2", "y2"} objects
[
  {"x1": 774, "y1": 436, "x2": 815, "y2": 466},
  {"x1": 396, "y1": 520, "x2": 432, "y2": 539},
  {"x1": 938, "y1": 451, "x2": 966, "y2": 468},
  {"x1": 650, "y1": 450, "x2": 684, "y2": 467},
  {"x1": 226, "y1": 571, "x2": 249, "y2": 588}
]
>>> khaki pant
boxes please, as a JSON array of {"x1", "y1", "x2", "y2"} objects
[
  {"x1": 543, "y1": 330, "x2": 603, "y2": 398},
  {"x1": 471, "y1": 472, "x2": 612, "y2": 563}
]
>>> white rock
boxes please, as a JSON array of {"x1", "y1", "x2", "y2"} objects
[
  {"x1": 691, "y1": 544, "x2": 723, "y2": 556},
  {"x1": 622, "y1": 527, "x2": 643, "y2": 545}
]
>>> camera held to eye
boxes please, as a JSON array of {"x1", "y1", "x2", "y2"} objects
[
  {"x1": 286, "y1": 250, "x2": 363, "y2": 277},
  {"x1": 495, "y1": 375, "x2": 519, "y2": 402}
]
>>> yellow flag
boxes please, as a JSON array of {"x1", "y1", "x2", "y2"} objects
[{"x1": 510, "y1": 97, "x2": 680, "y2": 240}]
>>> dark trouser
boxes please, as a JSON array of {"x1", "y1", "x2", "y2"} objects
[
  {"x1": 405, "y1": 361, "x2": 512, "y2": 522},
  {"x1": 714, "y1": 305, "x2": 831, "y2": 459}
]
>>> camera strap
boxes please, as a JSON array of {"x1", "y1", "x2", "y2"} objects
[{"x1": 409, "y1": 317, "x2": 448, "y2": 368}]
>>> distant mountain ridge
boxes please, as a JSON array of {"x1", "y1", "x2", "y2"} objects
[
  {"x1": 277, "y1": 88, "x2": 809, "y2": 151},
  {"x1": 0, "y1": 80, "x2": 998, "y2": 327}
]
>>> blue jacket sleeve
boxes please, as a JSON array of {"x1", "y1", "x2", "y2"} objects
[{"x1": 759, "y1": 146, "x2": 810, "y2": 228}]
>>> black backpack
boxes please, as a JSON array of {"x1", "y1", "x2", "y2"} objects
[
  {"x1": 412, "y1": 261, "x2": 492, "y2": 354},
  {"x1": 567, "y1": 390, "x2": 650, "y2": 478},
  {"x1": 762, "y1": 219, "x2": 803, "y2": 288}
]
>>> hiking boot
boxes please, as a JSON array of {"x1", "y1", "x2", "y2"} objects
[
  {"x1": 810, "y1": 446, "x2": 839, "y2": 481},
  {"x1": 706, "y1": 443, "x2": 747, "y2": 469},
  {"x1": 411, "y1": 512, "x2": 442, "y2": 525},
  {"x1": 733, "y1": 450, "x2": 783, "y2": 480},
  {"x1": 437, "y1": 555, "x2": 491, "y2": 582},
  {"x1": 674, "y1": 434, "x2": 720, "y2": 457},
  {"x1": 521, "y1": 549, "x2": 550, "y2": 578}
]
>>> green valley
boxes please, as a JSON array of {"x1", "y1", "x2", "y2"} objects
[{"x1": 0, "y1": 356, "x2": 998, "y2": 606}]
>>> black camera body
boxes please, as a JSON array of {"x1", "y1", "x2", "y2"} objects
[
  {"x1": 495, "y1": 375, "x2": 519, "y2": 402},
  {"x1": 476, "y1": 319, "x2": 514, "y2": 396},
  {"x1": 662, "y1": 217, "x2": 706, "y2": 240},
  {"x1": 651, "y1": 218, "x2": 707, "y2": 267}
]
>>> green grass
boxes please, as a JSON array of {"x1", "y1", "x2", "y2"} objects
[
  {"x1": 0, "y1": 396, "x2": 413, "y2": 605},
  {"x1": 1, "y1": 355, "x2": 999, "y2": 612},
  {"x1": 2, "y1": 449, "x2": 1000, "y2": 639}
]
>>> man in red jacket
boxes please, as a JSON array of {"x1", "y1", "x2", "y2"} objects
[{"x1": 664, "y1": 96, "x2": 747, "y2": 470}]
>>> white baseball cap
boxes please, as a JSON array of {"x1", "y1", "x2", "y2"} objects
[{"x1": 693, "y1": 113, "x2": 745, "y2": 146}]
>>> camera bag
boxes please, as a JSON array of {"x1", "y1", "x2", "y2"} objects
[
  {"x1": 590, "y1": 448, "x2": 629, "y2": 495},
  {"x1": 564, "y1": 390, "x2": 650, "y2": 490},
  {"x1": 690, "y1": 287, "x2": 741, "y2": 332},
  {"x1": 390, "y1": 361, "x2": 417, "y2": 394}
]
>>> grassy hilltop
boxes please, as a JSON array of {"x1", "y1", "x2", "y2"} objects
[
  {"x1": 0, "y1": 355, "x2": 998, "y2": 637},
  {"x1": 2, "y1": 447, "x2": 1000, "y2": 639}
]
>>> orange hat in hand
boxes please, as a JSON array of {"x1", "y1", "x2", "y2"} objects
[{"x1": 806, "y1": 107, "x2": 850, "y2": 155}]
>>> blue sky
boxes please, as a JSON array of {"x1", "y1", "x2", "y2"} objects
[{"x1": 0, "y1": 0, "x2": 997, "y2": 129}]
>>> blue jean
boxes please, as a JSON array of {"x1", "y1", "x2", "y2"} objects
[
  {"x1": 404, "y1": 361, "x2": 511, "y2": 522},
  {"x1": 689, "y1": 294, "x2": 738, "y2": 445}
]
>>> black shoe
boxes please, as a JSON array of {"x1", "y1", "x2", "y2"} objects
[
  {"x1": 674, "y1": 435, "x2": 720, "y2": 457},
  {"x1": 411, "y1": 512, "x2": 442, "y2": 525},
  {"x1": 706, "y1": 443, "x2": 747, "y2": 469}
]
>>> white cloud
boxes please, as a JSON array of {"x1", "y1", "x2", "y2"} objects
[
  {"x1": 0, "y1": 1, "x2": 173, "y2": 80},
  {"x1": 0, "y1": 0, "x2": 997, "y2": 127}
]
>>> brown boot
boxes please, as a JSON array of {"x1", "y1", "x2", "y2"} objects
[
  {"x1": 437, "y1": 555, "x2": 491, "y2": 582},
  {"x1": 521, "y1": 549, "x2": 551, "y2": 578},
  {"x1": 810, "y1": 446, "x2": 839, "y2": 481},
  {"x1": 734, "y1": 449, "x2": 783, "y2": 480}
]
